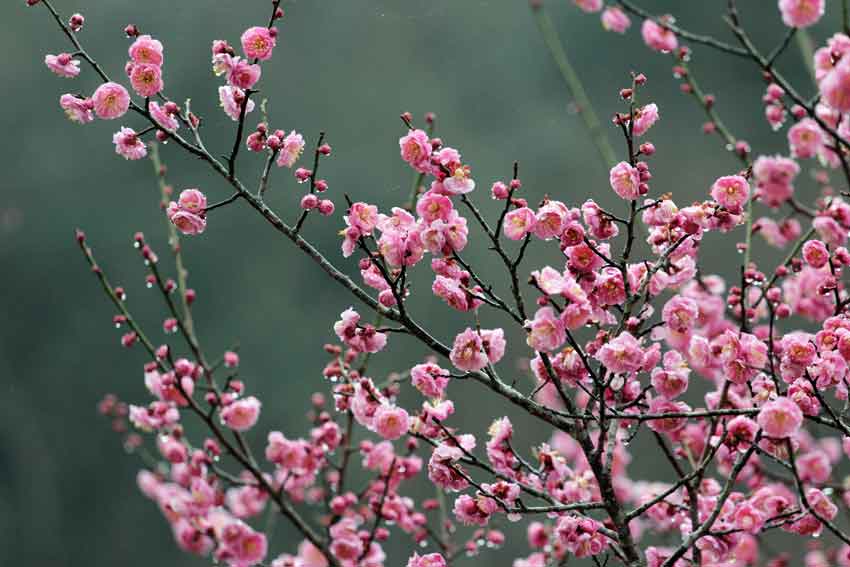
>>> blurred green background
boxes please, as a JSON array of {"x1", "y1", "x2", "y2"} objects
[{"x1": 1, "y1": 0, "x2": 842, "y2": 565}]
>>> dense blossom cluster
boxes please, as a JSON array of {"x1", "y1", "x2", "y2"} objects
[{"x1": 29, "y1": 0, "x2": 850, "y2": 565}]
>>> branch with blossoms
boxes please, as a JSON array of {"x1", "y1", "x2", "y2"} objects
[{"x1": 26, "y1": 0, "x2": 850, "y2": 565}]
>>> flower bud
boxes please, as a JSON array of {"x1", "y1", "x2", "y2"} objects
[
  {"x1": 639, "y1": 142, "x2": 656, "y2": 156},
  {"x1": 69, "y1": 13, "x2": 85, "y2": 31},
  {"x1": 301, "y1": 194, "x2": 319, "y2": 210}
]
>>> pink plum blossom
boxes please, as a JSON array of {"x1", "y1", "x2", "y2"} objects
[
  {"x1": 450, "y1": 327, "x2": 489, "y2": 372},
  {"x1": 399, "y1": 129, "x2": 432, "y2": 172},
  {"x1": 60, "y1": 94, "x2": 94, "y2": 124},
  {"x1": 753, "y1": 154, "x2": 799, "y2": 207},
  {"x1": 572, "y1": 0, "x2": 602, "y2": 13},
  {"x1": 227, "y1": 57, "x2": 262, "y2": 89},
  {"x1": 411, "y1": 362, "x2": 450, "y2": 399},
  {"x1": 503, "y1": 207, "x2": 537, "y2": 240},
  {"x1": 601, "y1": 7, "x2": 631, "y2": 33},
  {"x1": 219, "y1": 86, "x2": 255, "y2": 121},
  {"x1": 788, "y1": 118, "x2": 824, "y2": 159},
  {"x1": 129, "y1": 35, "x2": 164, "y2": 65},
  {"x1": 631, "y1": 103, "x2": 659, "y2": 136},
  {"x1": 526, "y1": 307, "x2": 566, "y2": 352},
  {"x1": 609, "y1": 161, "x2": 641, "y2": 200},
  {"x1": 129, "y1": 63, "x2": 164, "y2": 97},
  {"x1": 641, "y1": 19, "x2": 678, "y2": 53},
  {"x1": 220, "y1": 396, "x2": 261, "y2": 431},
  {"x1": 758, "y1": 396, "x2": 804, "y2": 438},
  {"x1": 149, "y1": 101, "x2": 179, "y2": 132},
  {"x1": 113, "y1": 127, "x2": 147, "y2": 160},
  {"x1": 374, "y1": 405, "x2": 410, "y2": 440},
  {"x1": 803, "y1": 239, "x2": 830, "y2": 268},
  {"x1": 778, "y1": 0, "x2": 825, "y2": 29},
  {"x1": 92, "y1": 82, "x2": 130, "y2": 119},
  {"x1": 595, "y1": 331, "x2": 644, "y2": 374},
  {"x1": 276, "y1": 131, "x2": 305, "y2": 168},
  {"x1": 710, "y1": 175, "x2": 750, "y2": 214},
  {"x1": 169, "y1": 209, "x2": 206, "y2": 235},
  {"x1": 820, "y1": 57, "x2": 850, "y2": 112},
  {"x1": 45, "y1": 53, "x2": 80, "y2": 77},
  {"x1": 407, "y1": 553, "x2": 447, "y2": 567},
  {"x1": 241, "y1": 26, "x2": 276, "y2": 61}
]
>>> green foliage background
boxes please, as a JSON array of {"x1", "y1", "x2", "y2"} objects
[{"x1": 0, "y1": 1, "x2": 840, "y2": 565}]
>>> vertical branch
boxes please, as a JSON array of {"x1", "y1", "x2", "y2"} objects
[
  {"x1": 530, "y1": 3, "x2": 618, "y2": 169},
  {"x1": 794, "y1": 29, "x2": 817, "y2": 84},
  {"x1": 228, "y1": 89, "x2": 256, "y2": 178},
  {"x1": 149, "y1": 143, "x2": 195, "y2": 336}
]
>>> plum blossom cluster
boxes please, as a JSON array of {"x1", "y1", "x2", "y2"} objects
[{"x1": 31, "y1": 0, "x2": 850, "y2": 566}]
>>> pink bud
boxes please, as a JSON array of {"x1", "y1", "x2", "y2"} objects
[
  {"x1": 204, "y1": 438, "x2": 221, "y2": 456},
  {"x1": 174, "y1": 358, "x2": 194, "y2": 377},
  {"x1": 69, "y1": 13, "x2": 85, "y2": 31},
  {"x1": 639, "y1": 142, "x2": 656, "y2": 155},
  {"x1": 330, "y1": 496, "x2": 348, "y2": 514},
  {"x1": 224, "y1": 351, "x2": 239, "y2": 368},
  {"x1": 266, "y1": 135, "x2": 282, "y2": 150},
  {"x1": 766, "y1": 287, "x2": 782, "y2": 303},
  {"x1": 318, "y1": 200, "x2": 335, "y2": 216},
  {"x1": 163, "y1": 318, "x2": 178, "y2": 333},
  {"x1": 318, "y1": 143, "x2": 332, "y2": 155},
  {"x1": 301, "y1": 194, "x2": 319, "y2": 210},
  {"x1": 295, "y1": 168, "x2": 312, "y2": 182},
  {"x1": 491, "y1": 181, "x2": 509, "y2": 200},
  {"x1": 124, "y1": 24, "x2": 139, "y2": 37},
  {"x1": 121, "y1": 332, "x2": 138, "y2": 348},
  {"x1": 315, "y1": 179, "x2": 328, "y2": 192},
  {"x1": 141, "y1": 244, "x2": 157, "y2": 263}
]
